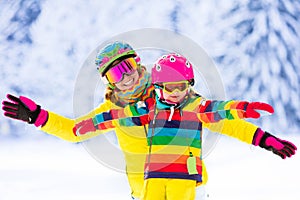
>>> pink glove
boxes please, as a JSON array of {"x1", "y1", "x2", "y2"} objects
[
  {"x1": 252, "y1": 128, "x2": 297, "y2": 159},
  {"x1": 2, "y1": 94, "x2": 48, "y2": 127},
  {"x1": 73, "y1": 118, "x2": 96, "y2": 136}
]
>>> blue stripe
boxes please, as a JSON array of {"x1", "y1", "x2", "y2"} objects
[
  {"x1": 213, "y1": 112, "x2": 222, "y2": 121},
  {"x1": 217, "y1": 110, "x2": 226, "y2": 119},
  {"x1": 132, "y1": 117, "x2": 144, "y2": 126},
  {"x1": 94, "y1": 114, "x2": 104, "y2": 124},
  {"x1": 243, "y1": 102, "x2": 248, "y2": 110},
  {"x1": 145, "y1": 172, "x2": 202, "y2": 182},
  {"x1": 149, "y1": 119, "x2": 201, "y2": 130},
  {"x1": 147, "y1": 127, "x2": 201, "y2": 139},
  {"x1": 103, "y1": 112, "x2": 113, "y2": 121},
  {"x1": 215, "y1": 101, "x2": 227, "y2": 110},
  {"x1": 204, "y1": 102, "x2": 213, "y2": 112},
  {"x1": 212, "y1": 101, "x2": 219, "y2": 112},
  {"x1": 119, "y1": 118, "x2": 137, "y2": 126}
]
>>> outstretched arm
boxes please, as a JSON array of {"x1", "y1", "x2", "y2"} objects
[
  {"x1": 74, "y1": 98, "x2": 154, "y2": 135},
  {"x1": 204, "y1": 119, "x2": 297, "y2": 159},
  {"x1": 198, "y1": 99, "x2": 274, "y2": 123},
  {"x1": 74, "y1": 114, "x2": 150, "y2": 136},
  {"x1": 2, "y1": 93, "x2": 120, "y2": 142}
]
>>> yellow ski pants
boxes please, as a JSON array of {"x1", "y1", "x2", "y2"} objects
[{"x1": 140, "y1": 178, "x2": 196, "y2": 200}]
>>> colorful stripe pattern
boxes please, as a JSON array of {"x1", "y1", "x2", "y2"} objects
[
  {"x1": 144, "y1": 107, "x2": 203, "y2": 181},
  {"x1": 116, "y1": 97, "x2": 251, "y2": 182},
  {"x1": 91, "y1": 99, "x2": 248, "y2": 128},
  {"x1": 198, "y1": 99, "x2": 248, "y2": 120},
  {"x1": 75, "y1": 94, "x2": 253, "y2": 183}
]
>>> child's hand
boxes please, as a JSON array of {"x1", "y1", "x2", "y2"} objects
[
  {"x1": 2, "y1": 94, "x2": 48, "y2": 127},
  {"x1": 73, "y1": 118, "x2": 96, "y2": 136},
  {"x1": 252, "y1": 129, "x2": 297, "y2": 159},
  {"x1": 244, "y1": 102, "x2": 274, "y2": 118}
]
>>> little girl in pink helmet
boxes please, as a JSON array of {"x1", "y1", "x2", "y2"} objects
[{"x1": 75, "y1": 53, "x2": 296, "y2": 200}]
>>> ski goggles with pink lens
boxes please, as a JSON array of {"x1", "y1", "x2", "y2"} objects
[{"x1": 105, "y1": 57, "x2": 138, "y2": 83}]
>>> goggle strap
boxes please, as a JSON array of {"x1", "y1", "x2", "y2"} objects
[
  {"x1": 100, "y1": 76, "x2": 115, "y2": 89},
  {"x1": 101, "y1": 76, "x2": 109, "y2": 84}
]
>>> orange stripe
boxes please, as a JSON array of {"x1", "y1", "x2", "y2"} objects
[
  {"x1": 198, "y1": 113, "x2": 210, "y2": 123},
  {"x1": 97, "y1": 121, "x2": 115, "y2": 129}
]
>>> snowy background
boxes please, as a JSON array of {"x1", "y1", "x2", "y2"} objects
[{"x1": 0, "y1": 0, "x2": 300, "y2": 199}]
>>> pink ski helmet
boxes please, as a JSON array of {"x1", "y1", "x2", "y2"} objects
[{"x1": 152, "y1": 53, "x2": 194, "y2": 85}]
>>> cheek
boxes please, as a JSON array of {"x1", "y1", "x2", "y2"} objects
[
  {"x1": 162, "y1": 91, "x2": 170, "y2": 99},
  {"x1": 133, "y1": 71, "x2": 139, "y2": 79},
  {"x1": 180, "y1": 91, "x2": 187, "y2": 98},
  {"x1": 114, "y1": 82, "x2": 123, "y2": 89}
]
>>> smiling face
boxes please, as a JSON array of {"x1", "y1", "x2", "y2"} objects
[{"x1": 105, "y1": 57, "x2": 140, "y2": 91}]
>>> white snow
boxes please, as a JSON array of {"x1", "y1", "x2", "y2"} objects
[
  {"x1": 204, "y1": 134, "x2": 300, "y2": 200},
  {"x1": 0, "y1": 133, "x2": 299, "y2": 200},
  {"x1": 0, "y1": 137, "x2": 131, "y2": 200}
]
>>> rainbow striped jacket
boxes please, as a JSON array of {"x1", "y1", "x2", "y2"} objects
[{"x1": 85, "y1": 93, "x2": 257, "y2": 183}]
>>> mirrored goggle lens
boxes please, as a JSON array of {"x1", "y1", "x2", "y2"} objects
[
  {"x1": 163, "y1": 81, "x2": 189, "y2": 93},
  {"x1": 105, "y1": 57, "x2": 138, "y2": 83}
]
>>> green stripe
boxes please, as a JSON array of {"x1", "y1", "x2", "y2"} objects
[
  {"x1": 129, "y1": 105, "x2": 139, "y2": 116},
  {"x1": 148, "y1": 136, "x2": 201, "y2": 148},
  {"x1": 225, "y1": 110, "x2": 234, "y2": 119},
  {"x1": 216, "y1": 101, "x2": 228, "y2": 110}
]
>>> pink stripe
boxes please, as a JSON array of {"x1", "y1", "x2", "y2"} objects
[
  {"x1": 20, "y1": 96, "x2": 37, "y2": 111},
  {"x1": 34, "y1": 109, "x2": 48, "y2": 127},
  {"x1": 253, "y1": 128, "x2": 265, "y2": 146},
  {"x1": 265, "y1": 137, "x2": 284, "y2": 150}
]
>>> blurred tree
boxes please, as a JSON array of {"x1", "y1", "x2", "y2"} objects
[{"x1": 208, "y1": 0, "x2": 300, "y2": 133}]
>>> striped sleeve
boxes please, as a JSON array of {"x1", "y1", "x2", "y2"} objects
[
  {"x1": 198, "y1": 100, "x2": 249, "y2": 113},
  {"x1": 93, "y1": 98, "x2": 154, "y2": 126},
  {"x1": 92, "y1": 105, "x2": 138, "y2": 125},
  {"x1": 119, "y1": 114, "x2": 150, "y2": 126},
  {"x1": 197, "y1": 100, "x2": 250, "y2": 122}
]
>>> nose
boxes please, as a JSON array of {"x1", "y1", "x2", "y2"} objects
[
  {"x1": 121, "y1": 73, "x2": 131, "y2": 81},
  {"x1": 172, "y1": 89, "x2": 180, "y2": 94}
]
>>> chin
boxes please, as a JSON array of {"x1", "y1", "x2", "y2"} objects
[
  {"x1": 169, "y1": 98, "x2": 180, "y2": 103},
  {"x1": 126, "y1": 85, "x2": 135, "y2": 90}
]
